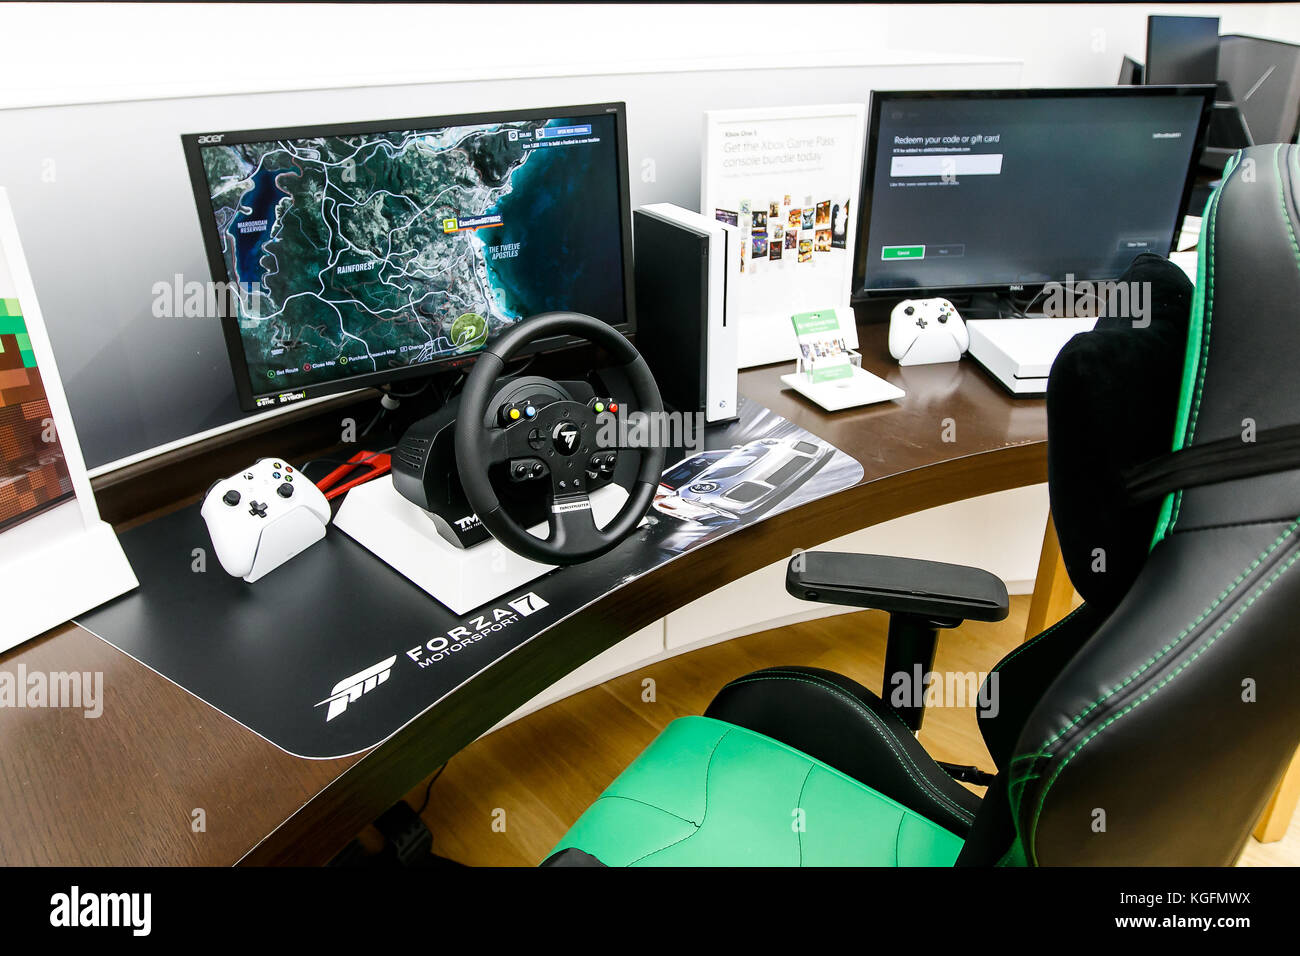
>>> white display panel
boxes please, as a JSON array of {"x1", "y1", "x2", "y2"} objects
[
  {"x1": 0, "y1": 189, "x2": 136, "y2": 651},
  {"x1": 701, "y1": 103, "x2": 866, "y2": 367}
]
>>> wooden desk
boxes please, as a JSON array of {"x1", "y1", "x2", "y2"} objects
[{"x1": 0, "y1": 323, "x2": 1047, "y2": 865}]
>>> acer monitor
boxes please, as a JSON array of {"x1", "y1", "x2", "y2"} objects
[{"x1": 183, "y1": 103, "x2": 635, "y2": 412}]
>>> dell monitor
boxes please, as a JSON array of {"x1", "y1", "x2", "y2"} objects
[
  {"x1": 853, "y1": 87, "x2": 1214, "y2": 303},
  {"x1": 1119, "y1": 55, "x2": 1145, "y2": 86},
  {"x1": 1146, "y1": 15, "x2": 1220, "y2": 86},
  {"x1": 183, "y1": 103, "x2": 635, "y2": 412}
]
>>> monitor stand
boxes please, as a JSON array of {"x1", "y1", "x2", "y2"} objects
[
  {"x1": 333, "y1": 476, "x2": 631, "y2": 615},
  {"x1": 956, "y1": 291, "x2": 1036, "y2": 320}
]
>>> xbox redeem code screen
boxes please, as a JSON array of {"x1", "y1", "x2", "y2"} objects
[
  {"x1": 195, "y1": 113, "x2": 625, "y2": 405},
  {"x1": 860, "y1": 94, "x2": 1205, "y2": 293}
]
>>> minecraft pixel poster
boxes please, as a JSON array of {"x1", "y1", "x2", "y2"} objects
[{"x1": 0, "y1": 296, "x2": 73, "y2": 532}]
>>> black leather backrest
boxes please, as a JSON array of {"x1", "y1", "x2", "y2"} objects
[
  {"x1": 1004, "y1": 145, "x2": 1300, "y2": 865},
  {"x1": 1046, "y1": 253, "x2": 1192, "y2": 611}
]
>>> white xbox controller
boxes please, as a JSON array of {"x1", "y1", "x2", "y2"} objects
[
  {"x1": 888, "y1": 297, "x2": 969, "y2": 366},
  {"x1": 201, "y1": 457, "x2": 330, "y2": 582}
]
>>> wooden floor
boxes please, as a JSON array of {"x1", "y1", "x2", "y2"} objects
[{"x1": 403, "y1": 594, "x2": 1297, "y2": 866}]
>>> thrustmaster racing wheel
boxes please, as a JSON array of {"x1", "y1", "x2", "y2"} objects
[{"x1": 453, "y1": 312, "x2": 666, "y2": 565}]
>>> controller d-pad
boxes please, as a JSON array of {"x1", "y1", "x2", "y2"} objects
[
  {"x1": 248, "y1": 501, "x2": 268, "y2": 518},
  {"x1": 916, "y1": 317, "x2": 928, "y2": 329}
]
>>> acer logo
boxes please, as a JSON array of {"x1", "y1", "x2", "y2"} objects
[{"x1": 196, "y1": 134, "x2": 225, "y2": 144}]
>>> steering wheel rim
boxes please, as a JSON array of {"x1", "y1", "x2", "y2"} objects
[{"x1": 454, "y1": 312, "x2": 665, "y2": 565}]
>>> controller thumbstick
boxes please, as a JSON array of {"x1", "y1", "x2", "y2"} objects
[{"x1": 222, "y1": 490, "x2": 241, "y2": 506}]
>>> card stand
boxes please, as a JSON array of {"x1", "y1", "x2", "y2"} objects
[
  {"x1": 795, "y1": 349, "x2": 863, "y2": 377},
  {"x1": 781, "y1": 350, "x2": 906, "y2": 412}
]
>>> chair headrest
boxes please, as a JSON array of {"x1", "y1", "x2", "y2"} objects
[
  {"x1": 1046, "y1": 253, "x2": 1192, "y2": 611},
  {"x1": 1152, "y1": 144, "x2": 1300, "y2": 540}
]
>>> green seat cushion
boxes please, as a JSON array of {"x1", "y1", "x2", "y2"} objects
[{"x1": 550, "y1": 716, "x2": 964, "y2": 866}]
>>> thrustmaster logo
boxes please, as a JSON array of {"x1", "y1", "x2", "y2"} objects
[{"x1": 316, "y1": 655, "x2": 397, "y2": 722}]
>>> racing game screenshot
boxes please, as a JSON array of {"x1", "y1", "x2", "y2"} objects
[
  {"x1": 859, "y1": 92, "x2": 1208, "y2": 293},
  {"x1": 191, "y1": 109, "x2": 627, "y2": 406}
]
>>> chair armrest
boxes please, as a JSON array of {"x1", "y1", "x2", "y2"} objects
[{"x1": 785, "y1": 551, "x2": 1009, "y2": 623}]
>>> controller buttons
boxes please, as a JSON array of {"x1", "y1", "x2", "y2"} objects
[
  {"x1": 222, "y1": 490, "x2": 241, "y2": 507},
  {"x1": 277, "y1": 482, "x2": 294, "y2": 499},
  {"x1": 510, "y1": 459, "x2": 547, "y2": 481},
  {"x1": 524, "y1": 405, "x2": 537, "y2": 419}
]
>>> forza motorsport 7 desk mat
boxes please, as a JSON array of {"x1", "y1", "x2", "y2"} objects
[{"x1": 77, "y1": 399, "x2": 864, "y2": 758}]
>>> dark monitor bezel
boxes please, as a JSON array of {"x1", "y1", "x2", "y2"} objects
[
  {"x1": 1146, "y1": 14, "x2": 1221, "y2": 87},
  {"x1": 1119, "y1": 55, "x2": 1146, "y2": 86},
  {"x1": 851, "y1": 86, "x2": 1216, "y2": 302},
  {"x1": 182, "y1": 102, "x2": 636, "y2": 413}
]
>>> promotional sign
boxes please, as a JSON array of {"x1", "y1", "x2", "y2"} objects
[
  {"x1": 791, "y1": 308, "x2": 853, "y2": 383},
  {"x1": 78, "y1": 399, "x2": 862, "y2": 759},
  {"x1": 701, "y1": 104, "x2": 866, "y2": 367},
  {"x1": 0, "y1": 188, "x2": 136, "y2": 651}
]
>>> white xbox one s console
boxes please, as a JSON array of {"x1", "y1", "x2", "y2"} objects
[
  {"x1": 965, "y1": 318, "x2": 1099, "y2": 395},
  {"x1": 633, "y1": 203, "x2": 739, "y2": 424}
]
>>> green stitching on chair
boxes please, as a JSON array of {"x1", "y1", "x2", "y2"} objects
[
  {"x1": 719, "y1": 673, "x2": 976, "y2": 825},
  {"x1": 990, "y1": 603, "x2": 1088, "y2": 673},
  {"x1": 1027, "y1": 542, "x2": 1300, "y2": 862},
  {"x1": 1038, "y1": 518, "x2": 1299, "y2": 752},
  {"x1": 1150, "y1": 150, "x2": 1241, "y2": 546},
  {"x1": 625, "y1": 727, "x2": 731, "y2": 865},
  {"x1": 794, "y1": 764, "x2": 814, "y2": 866}
]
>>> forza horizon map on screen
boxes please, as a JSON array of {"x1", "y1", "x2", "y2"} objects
[{"x1": 194, "y1": 112, "x2": 625, "y2": 405}]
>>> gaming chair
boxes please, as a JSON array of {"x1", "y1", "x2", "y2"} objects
[{"x1": 542, "y1": 143, "x2": 1300, "y2": 866}]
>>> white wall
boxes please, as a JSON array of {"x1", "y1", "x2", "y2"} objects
[{"x1": 2, "y1": 3, "x2": 1297, "y2": 108}]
